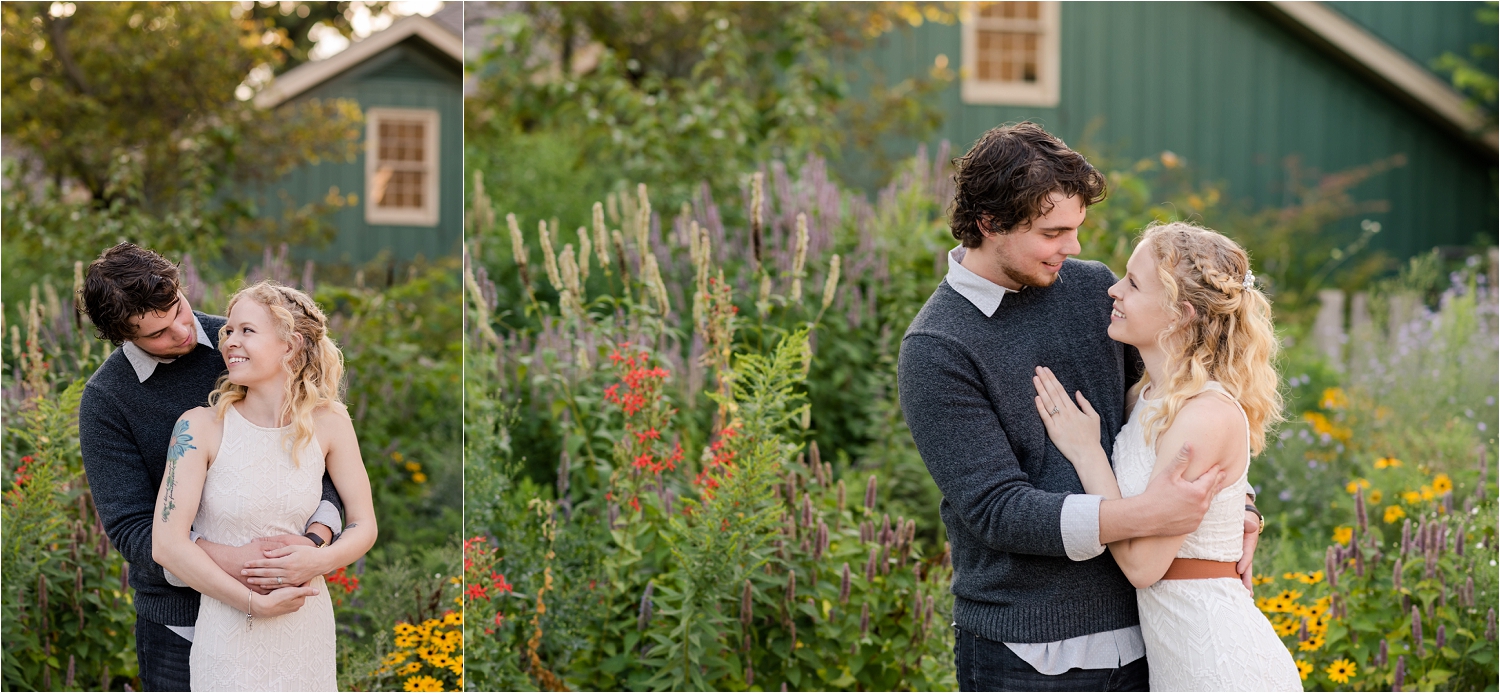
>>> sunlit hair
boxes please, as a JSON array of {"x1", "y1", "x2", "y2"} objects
[
  {"x1": 1133, "y1": 222, "x2": 1283, "y2": 456},
  {"x1": 208, "y1": 282, "x2": 344, "y2": 460}
]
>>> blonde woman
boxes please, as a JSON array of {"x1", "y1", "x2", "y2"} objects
[
  {"x1": 1032, "y1": 222, "x2": 1301, "y2": 691},
  {"x1": 152, "y1": 281, "x2": 377, "y2": 690}
]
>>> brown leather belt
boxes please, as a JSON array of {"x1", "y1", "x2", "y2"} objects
[{"x1": 1161, "y1": 558, "x2": 1240, "y2": 580}]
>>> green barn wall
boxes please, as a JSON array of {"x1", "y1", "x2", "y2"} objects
[
  {"x1": 855, "y1": 2, "x2": 1497, "y2": 260},
  {"x1": 263, "y1": 40, "x2": 463, "y2": 267},
  {"x1": 1327, "y1": 1, "x2": 1496, "y2": 71}
]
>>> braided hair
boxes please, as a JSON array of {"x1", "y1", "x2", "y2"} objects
[
  {"x1": 208, "y1": 281, "x2": 345, "y2": 460},
  {"x1": 1133, "y1": 222, "x2": 1283, "y2": 455}
]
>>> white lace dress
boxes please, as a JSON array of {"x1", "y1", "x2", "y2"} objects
[
  {"x1": 189, "y1": 405, "x2": 337, "y2": 691},
  {"x1": 1113, "y1": 382, "x2": 1301, "y2": 692}
]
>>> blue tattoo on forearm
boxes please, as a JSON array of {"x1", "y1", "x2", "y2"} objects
[{"x1": 161, "y1": 419, "x2": 197, "y2": 523}]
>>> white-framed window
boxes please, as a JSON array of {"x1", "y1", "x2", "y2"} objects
[
  {"x1": 961, "y1": 1, "x2": 1061, "y2": 107},
  {"x1": 364, "y1": 107, "x2": 440, "y2": 227}
]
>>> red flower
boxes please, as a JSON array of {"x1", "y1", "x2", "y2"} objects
[
  {"x1": 491, "y1": 572, "x2": 512, "y2": 594},
  {"x1": 633, "y1": 453, "x2": 653, "y2": 470},
  {"x1": 494, "y1": 612, "x2": 505, "y2": 627},
  {"x1": 629, "y1": 496, "x2": 641, "y2": 513},
  {"x1": 466, "y1": 583, "x2": 490, "y2": 601}
]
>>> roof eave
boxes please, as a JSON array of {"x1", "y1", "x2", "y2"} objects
[
  {"x1": 1259, "y1": 1, "x2": 1497, "y2": 158},
  {"x1": 253, "y1": 14, "x2": 462, "y2": 109}
]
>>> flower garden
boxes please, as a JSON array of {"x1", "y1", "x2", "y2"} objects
[{"x1": 462, "y1": 139, "x2": 1498, "y2": 690}]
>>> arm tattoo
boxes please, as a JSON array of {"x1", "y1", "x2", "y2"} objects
[{"x1": 161, "y1": 419, "x2": 198, "y2": 523}]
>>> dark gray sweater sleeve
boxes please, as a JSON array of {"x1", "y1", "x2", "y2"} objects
[
  {"x1": 898, "y1": 333, "x2": 1068, "y2": 557},
  {"x1": 78, "y1": 385, "x2": 170, "y2": 586}
]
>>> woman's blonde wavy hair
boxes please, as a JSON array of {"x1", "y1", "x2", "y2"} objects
[
  {"x1": 208, "y1": 281, "x2": 344, "y2": 460},
  {"x1": 1133, "y1": 222, "x2": 1283, "y2": 456}
]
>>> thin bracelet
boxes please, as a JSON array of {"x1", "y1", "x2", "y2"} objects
[{"x1": 246, "y1": 590, "x2": 255, "y2": 631}]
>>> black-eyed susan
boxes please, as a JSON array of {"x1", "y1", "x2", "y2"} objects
[
  {"x1": 1298, "y1": 570, "x2": 1325, "y2": 585},
  {"x1": 1274, "y1": 617, "x2": 1299, "y2": 637},
  {"x1": 1320, "y1": 387, "x2": 1349, "y2": 409},
  {"x1": 1332, "y1": 526, "x2": 1353, "y2": 545},
  {"x1": 1433, "y1": 473, "x2": 1453, "y2": 494},
  {"x1": 1375, "y1": 456, "x2": 1402, "y2": 469},
  {"x1": 403, "y1": 674, "x2": 444, "y2": 692},
  {"x1": 1298, "y1": 633, "x2": 1325, "y2": 652},
  {"x1": 1296, "y1": 659, "x2": 1313, "y2": 681},
  {"x1": 1385, "y1": 505, "x2": 1407, "y2": 523},
  {"x1": 1275, "y1": 589, "x2": 1304, "y2": 602},
  {"x1": 1253, "y1": 575, "x2": 1275, "y2": 586},
  {"x1": 1368, "y1": 489, "x2": 1383, "y2": 504},
  {"x1": 1325, "y1": 658, "x2": 1356, "y2": 684}
]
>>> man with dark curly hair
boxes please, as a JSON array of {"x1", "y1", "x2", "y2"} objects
[
  {"x1": 898, "y1": 123, "x2": 1264, "y2": 691},
  {"x1": 77, "y1": 242, "x2": 344, "y2": 691}
]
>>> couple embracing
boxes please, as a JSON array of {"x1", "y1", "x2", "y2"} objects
[
  {"x1": 78, "y1": 243, "x2": 377, "y2": 691},
  {"x1": 900, "y1": 123, "x2": 1302, "y2": 692}
]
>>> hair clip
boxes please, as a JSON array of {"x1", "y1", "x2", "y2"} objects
[{"x1": 1243, "y1": 270, "x2": 1255, "y2": 289}]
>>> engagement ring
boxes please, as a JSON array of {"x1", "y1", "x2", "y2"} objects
[
  {"x1": 1049, "y1": 406, "x2": 1059, "y2": 416},
  {"x1": 277, "y1": 576, "x2": 283, "y2": 585}
]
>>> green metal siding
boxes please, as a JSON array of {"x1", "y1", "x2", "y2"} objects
[
  {"x1": 1327, "y1": 1, "x2": 1496, "y2": 71},
  {"x1": 265, "y1": 40, "x2": 463, "y2": 266},
  {"x1": 858, "y1": 2, "x2": 1497, "y2": 259}
]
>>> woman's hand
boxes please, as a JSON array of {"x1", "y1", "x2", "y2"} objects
[
  {"x1": 1033, "y1": 366, "x2": 1104, "y2": 468},
  {"x1": 242, "y1": 544, "x2": 336, "y2": 589},
  {"x1": 248, "y1": 584, "x2": 319, "y2": 618}
]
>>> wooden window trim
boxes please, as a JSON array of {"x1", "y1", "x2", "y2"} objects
[
  {"x1": 961, "y1": 1, "x2": 1061, "y2": 107},
  {"x1": 365, "y1": 107, "x2": 440, "y2": 227}
]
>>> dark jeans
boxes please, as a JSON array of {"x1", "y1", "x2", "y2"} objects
[
  {"x1": 954, "y1": 626, "x2": 1149, "y2": 692},
  {"x1": 136, "y1": 617, "x2": 192, "y2": 692}
]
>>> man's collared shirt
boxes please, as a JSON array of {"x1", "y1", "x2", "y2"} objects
[
  {"x1": 120, "y1": 313, "x2": 214, "y2": 383},
  {"x1": 942, "y1": 245, "x2": 1144, "y2": 673}
]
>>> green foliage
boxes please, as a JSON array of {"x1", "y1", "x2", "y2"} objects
[
  {"x1": 3, "y1": 380, "x2": 139, "y2": 691},
  {"x1": 1431, "y1": 2, "x2": 1498, "y2": 129},
  {"x1": 465, "y1": 2, "x2": 953, "y2": 226},
  {"x1": 0, "y1": 1, "x2": 364, "y2": 294}
]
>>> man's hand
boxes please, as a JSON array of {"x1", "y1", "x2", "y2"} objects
[
  {"x1": 1140, "y1": 443, "x2": 1226, "y2": 537},
  {"x1": 243, "y1": 544, "x2": 338, "y2": 589},
  {"x1": 256, "y1": 533, "x2": 316, "y2": 550},
  {"x1": 1238, "y1": 510, "x2": 1260, "y2": 592},
  {"x1": 197, "y1": 539, "x2": 275, "y2": 594}
]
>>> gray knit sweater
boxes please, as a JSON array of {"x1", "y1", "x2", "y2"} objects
[{"x1": 898, "y1": 259, "x2": 1141, "y2": 643}]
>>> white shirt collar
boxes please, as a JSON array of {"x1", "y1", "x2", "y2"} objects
[
  {"x1": 121, "y1": 312, "x2": 215, "y2": 383},
  {"x1": 945, "y1": 245, "x2": 1019, "y2": 317}
]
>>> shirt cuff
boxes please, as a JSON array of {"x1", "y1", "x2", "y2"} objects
[
  {"x1": 1061, "y1": 494, "x2": 1106, "y2": 561},
  {"x1": 305, "y1": 500, "x2": 343, "y2": 540}
]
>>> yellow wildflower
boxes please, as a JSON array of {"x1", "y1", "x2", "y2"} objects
[
  {"x1": 1368, "y1": 489, "x2": 1383, "y2": 504},
  {"x1": 395, "y1": 623, "x2": 417, "y2": 635},
  {"x1": 392, "y1": 451, "x2": 404, "y2": 462},
  {"x1": 1296, "y1": 659, "x2": 1313, "y2": 681},
  {"x1": 1402, "y1": 490, "x2": 1422, "y2": 504},
  {"x1": 1299, "y1": 571, "x2": 1325, "y2": 585},
  {"x1": 1320, "y1": 387, "x2": 1348, "y2": 410},
  {"x1": 1420, "y1": 485, "x2": 1434, "y2": 500},
  {"x1": 1325, "y1": 658, "x2": 1356, "y2": 684},
  {"x1": 395, "y1": 635, "x2": 418, "y2": 649},
  {"x1": 403, "y1": 675, "x2": 444, "y2": 692},
  {"x1": 413, "y1": 472, "x2": 428, "y2": 484},
  {"x1": 1345, "y1": 479, "x2": 1371, "y2": 494},
  {"x1": 1375, "y1": 456, "x2": 1402, "y2": 469},
  {"x1": 1433, "y1": 474, "x2": 1453, "y2": 494},
  {"x1": 1298, "y1": 633, "x2": 1324, "y2": 652},
  {"x1": 1256, "y1": 597, "x2": 1275, "y2": 612},
  {"x1": 405, "y1": 461, "x2": 421, "y2": 472},
  {"x1": 397, "y1": 661, "x2": 422, "y2": 676},
  {"x1": 1332, "y1": 526, "x2": 1353, "y2": 545},
  {"x1": 1274, "y1": 617, "x2": 1299, "y2": 636},
  {"x1": 1253, "y1": 575, "x2": 1274, "y2": 586},
  {"x1": 1282, "y1": 572, "x2": 1296, "y2": 580},
  {"x1": 1385, "y1": 505, "x2": 1407, "y2": 523},
  {"x1": 1275, "y1": 589, "x2": 1303, "y2": 602}
]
